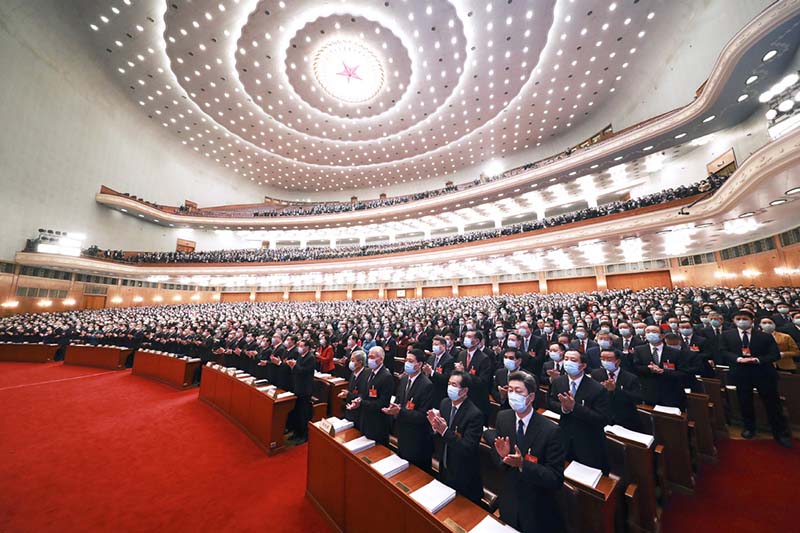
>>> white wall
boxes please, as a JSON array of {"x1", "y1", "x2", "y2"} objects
[{"x1": 0, "y1": 0, "x2": 264, "y2": 260}]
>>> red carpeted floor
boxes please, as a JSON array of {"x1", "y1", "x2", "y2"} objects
[
  {"x1": 0, "y1": 362, "x2": 332, "y2": 533},
  {"x1": 1, "y1": 362, "x2": 797, "y2": 532}
]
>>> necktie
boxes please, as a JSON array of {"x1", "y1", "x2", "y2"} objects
[
  {"x1": 684, "y1": 336, "x2": 690, "y2": 345},
  {"x1": 716, "y1": 328, "x2": 721, "y2": 338},
  {"x1": 517, "y1": 419, "x2": 525, "y2": 446},
  {"x1": 570, "y1": 380, "x2": 577, "y2": 397},
  {"x1": 742, "y1": 332, "x2": 749, "y2": 348},
  {"x1": 652, "y1": 345, "x2": 660, "y2": 365},
  {"x1": 609, "y1": 371, "x2": 616, "y2": 382},
  {"x1": 443, "y1": 406, "x2": 457, "y2": 467},
  {"x1": 404, "y1": 378, "x2": 412, "y2": 401},
  {"x1": 624, "y1": 339, "x2": 629, "y2": 351}
]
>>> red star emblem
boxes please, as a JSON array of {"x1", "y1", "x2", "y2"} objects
[{"x1": 336, "y1": 62, "x2": 362, "y2": 83}]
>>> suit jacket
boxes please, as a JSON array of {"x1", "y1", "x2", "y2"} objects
[
  {"x1": 484, "y1": 410, "x2": 565, "y2": 533},
  {"x1": 540, "y1": 360, "x2": 566, "y2": 386},
  {"x1": 583, "y1": 346, "x2": 603, "y2": 370},
  {"x1": 434, "y1": 398, "x2": 484, "y2": 504},
  {"x1": 427, "y1": 351, "x2": 455, "y2": 406},
  {"x1": 590, "y1": 368, "x2": 643, "y2": 432},
  {"x1": 681, "y1": 334, "x2": 715, "y2": 377},
  {"x1": 719, "y1": 329, "x2": 780, "y2": 385},
  {"x1": 457, "y1": 348, "x2": 493, "y2": 422},
  {"x1": 613, "y1": 336, "x2": 644, "y2": 370},
  {"x1": 394, "y1": 373, "x2": 435, "y2": 469},
  {"x1": 490, "y1": 367, "x2": 533, "y2": 409},
  {"x1": 632, "y1": 344, "x2": 687, "y2": 409},
  {"x1": 343, "y1": 368, "x2": 369, "y2": 429},
  {"x1": 359, "y1": 365, "x2": 395, "y2": 445},
  {"x1": 773, "y1": 331, "x2": 799, "y2": 371},
  {"x1": 548, "y1": 375, "x2": 610, "y2": 472},
  {"x1": 291, "y1": 350, "x2": 317, "y2": 397},
  {"x1": 519, "y1": 335, "x2": 546, "y2": 377},
  {"x1": 778, "y1": 323, "x2": 800, "y2": 346},
  {"x1": 570, "y1": 338, "x2": 598, "y2": 354}
]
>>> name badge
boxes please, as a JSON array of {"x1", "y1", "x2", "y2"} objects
[
  {"x1": 406, "y1": 400, "x2": 415, "y2": 411},
  {"x1": 436, "y1": 366, "x2": 443, "y2": 374},
  {"x1": 369, "y1": 387, "x2": 377, "y2": 398},
  {"x1": 689, "y1": 346, "x2": 700, "y2": 352},
  {"x1": 352, "y1": 389, "x2": 358, "y2": 396},
  {"x1": 741, "y1": 347, "x2": 751, "y2": 356},
  {"x1": 663, "y1": 362, "x2": 676, "y2": 370},
  {"x1": 524, "y1": 453, "x2": 538, "y2": 464},
  {"x1": 469, "y1": 368, "x2": 477, "y2": 375}
]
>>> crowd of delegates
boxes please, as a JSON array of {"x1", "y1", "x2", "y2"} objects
[
  {"x1": 3, "y1": 285, "x2": 797, "y2": 529},
  {"x1": 90, "y1": 175, "x2": 726, "y2": 265}
]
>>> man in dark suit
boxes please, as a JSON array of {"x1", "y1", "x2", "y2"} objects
[
  {"x1": 382, "y1": 349, "x2": 435, "y2": 470},
  {"x1": 540, "y1": 342, "x2": 567, "y2": 387},
  {"x1": 612, "y1": 322, "x2": 642, "y2": 371},
  {"x1": 678, "y1": 320, "x2": 715, "y2": 377},
  {"x1": 427, "y1": 371, "x2": 484, "y2": 504},
  {"x1": 348, "y1": 346, "x2": 394, "y2": 445},
  {"x1": 591, "y1": 349, "x2": 643, "y2": 432},
  {"x1": 492, "y1": 348, "x2": 530, "y2": 410},
  {"x1": 485, "y1": 372, "x2": 565, "y2": 533},
  {"x1": 779, "y1": 311, "x2": 800, "y2": 345},
  {"x1": 423, "y1": 335, "x2": 455, "y2": 406},
  {"x1": 720, "y1": 310, "x2": 791, "y2": 447},
  {"x1": 632, "y1": 326, "x2": 688, "y2": 409},
  {"x1": 569, "y1": 326, "x2": 598, "y2": 355},
  {"x1": 269, "y1": 334, "x2": 296, "y2": 391},
  {"x1": 548, "y1": 350, "x2": 610, "y2": 473},
  {"x1": 517, "y1": 322, "x2": 546, "y2": 377},
  {"x1": 455, "y1": 330, "x2": 493, "y2": 424},
  {"x1": 287, "y1": 339, "x2": 317, "y2": 443},
  {"x1": 339, "y1": 350, "x2": 368, "y2": 430},
  {"x1": 700, "y1": 311, "x2": 731, "y2": 355}
]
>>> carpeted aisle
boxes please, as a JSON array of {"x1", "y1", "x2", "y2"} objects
[{"x1": 0, "y1": 363, "x2": 332, "y2": 533}]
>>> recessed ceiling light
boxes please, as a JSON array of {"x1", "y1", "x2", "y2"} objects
[
  {"x1": 737, "y1": 94, "x2": 749, "y2": 102},
  {"x1": 786, "y1": 187, "x2": 800, "y2": 195},
  {"x1": 643, "y1": 145, "x2": 654, "y2": 151},
  {"x1": 770, "y1": 199, "x2": 787, "y2": 206},
  {"x1": 674, "y1": 132, "x2": 687, "y2": 139},
  {"x1": 738, "y1": 212, "x2": 755, "y2": 218},
  {"x1": 762, "y1": 50, "x2": 777, "y2": 62},
  {"x1": 746, "y1": 75, "x2": 758, "y2": 85},
  {"x1": 695, "y1": 223, "x2": 713, "y2": 228},
  {"x1": 702, "y1": 115, "x2": 716, "y2": 123}
]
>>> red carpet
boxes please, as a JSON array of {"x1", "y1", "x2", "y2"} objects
[{"x1": 0, "y1": 363, "x2": 332, "y2": 533}]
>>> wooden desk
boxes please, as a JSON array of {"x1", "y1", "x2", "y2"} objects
[
  {"x1": 199, "y1": 365, "x2": 296, "y2": 455},
  {"x1": 64, "y1": 344, "x2": 129, "y2": 370},
  {"x1": 132, "y1": 350, "x2": 201, "y2": 389},
  {"x1": 0, "y1": 342, "x2": 57, "y2": 363},
  {"x1": 307, "y1": 422, "x2": 494, "y2": 533},
  {"x1": 315, "y1": 375, "x2": 349, "y2": 418},
  {"x1": 637, "y1": 405, "x2": 695, "y2": 495},
  {"x1": 562, "y1": 464, "x2": 621, "y2": 533}
]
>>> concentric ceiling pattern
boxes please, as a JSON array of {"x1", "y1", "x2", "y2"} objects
[{"x1": 87, "y1": 0, "x2": 668, "y2": 192}]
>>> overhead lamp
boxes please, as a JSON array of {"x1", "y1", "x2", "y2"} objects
[
  {"x1": 1, "y1": 300, "x2": 19, "y2": 309},
  {"x1": 770, "y1": 199, "x2": 787, "y2": 206},
  {"x1": 153, "y1": 295, "x2": 164, "y2": 302},
  {"x1": 778, "y1": 99, "x2": 795, "y2": 113},
  {"x1": 738, "y1": 211, "x2": 755, "y2": 218},
  {"x1": 111, "y1": 296, "x2": 123, "y2": 304},
  {"x1": 765, "y1": 109, "x2": 778, "y2": 120},
  {"x1": 787, "y1": 187, "x2": 800, "y2": 195},
  {"x1": 132, "y1": 296, "x2": 143, "y2": 303},
  {"x1": 63, "y1": 298, "x2": 76, "y2": 306},
  {"x1": 762, "y1": 50, "x2": 777, "y2": 62},
  {"x1": 37, "y1": 299, "x2": 53, "y2": 308},
  {"x1": 742, "y1": 269, "x2": 761, "y2": 278}
]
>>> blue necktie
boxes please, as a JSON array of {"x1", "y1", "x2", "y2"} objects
[
  {"x1": 571, "y1": 380, "x2": 577, "y2": 397},
  {"x1": 517, "y1": 419, "x2": 525, "y2": 446}
]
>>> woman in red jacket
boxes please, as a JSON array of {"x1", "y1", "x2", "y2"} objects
[{"x1": 315, "y1": 335, "x2": 335, "y2": 373}]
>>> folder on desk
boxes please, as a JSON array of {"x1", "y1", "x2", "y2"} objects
[
  {"x1": 370, "y1": 453, "x2": 409, "y2": 478},
  {"x1": 604, "y1": 425, "x2": 654, "y2": 448},
  {"x1": 410, "y1": 479, "x2": 456, "y2": 514},
  {"x1": 541, "y1": 409, "x2": 561, "y2": 422},
  {"x1": 327, "y1": 417, "x2": 354, "y2": 434},
  {"x1": 258, "y1": 385, "x2": 277, "y2": 393},
  {"x1": 564, "y1": 461, "x2": 602, "y2": 489},
  {"x1": 469, "y1": 515, "x2": 520, "y2": 533},
  {"x1": 653, "y1": 405, "x2": 682, "y2": 416},
  {"x1": 343, "y1": 436, "x2": 376, "y2": 453},
  {"x1": 276, "y1": 391, "x2": 295, "y2": 400},
  {"x1": 315, "y1": 372, "x2": 332, "y2": 378}
]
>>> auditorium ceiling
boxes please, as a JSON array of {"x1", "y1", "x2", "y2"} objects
[{"x1": 76, "y1": 0, "x2": 777, "y2": 195}]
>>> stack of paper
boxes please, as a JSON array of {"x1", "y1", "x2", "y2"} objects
[
  {"x1": 343, "y1": 436, "x2": 375, "y2": 453},
  {"x1": 541, "y1": 410, "x2": 561, "y2": 421},
  {"x1": 469, "y1": 515, "x2": 520, "y2": 533},
  {"x1": 329, "y1": 377, "x2": 346, "y2": 383},
  {"x1": 564, "y1": 461, "x2": 602, "y2": 489},
  {"x1": 187, "y1": 358, "x2": 201, "y2": 363},
  {"x1": 258, "y1": 385, "x2": 277, "y2": 393},
  {"x1": 314, "y1": 372, "x2": 332, "y2": 378},
  {"x1": 604, "y1": 425, "x2": 654, "y2": 448},
  {"x1": 327, "y1": 417, "x2": 354, "y2": 433},
  {"x1": 410, "y1": 479, "x2": 456, "y2": 514},
  {"x1": 653, "y1": 405, "x2": 682, "y2": 416},
  {"x1": 276, "y1": 391, "x2": 295, "y2": 400},
  {"x1": 370, "y1": 454, "x2": 409, "y2": 478}
]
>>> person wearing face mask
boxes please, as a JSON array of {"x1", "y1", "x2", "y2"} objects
[
  {"x1": 286, "y1": 339, "x2": 317, "y2": 444},
  {"x1": 349, "y1": 346, "x2": 394, "y2": 445},
  {"x1": 427, "y1": 371, "x2": 484, "y2": 504},
  {"x1": 760, "y1": 317, "x2": 798, "y2": 372},
  {"x1": 591, "y1": 350, "x2": 643, "y2": 432},
  {"x1": 454, "y1": 330, "x2": 493, "y2": 423},
  {"x1": 338, "y1": 350, "x2": 368, "y2": 429},
  {"x1": 677, "y1": 319, "x2": 714, "y2": 377},
  {"x1": 315, "y1": 334, "x2": 334, "y2": 373},
  {"x1": 547, "y1": 350, "x2": 610, "y2": 473},
  {"x1": 540, "y1": 343, "x2": 567, "y2": 386},
  {"x1": 772, "y1": 303, "x2": 794, "y2": 328},
  {"x1": 632, "y1": 326, "x2": 687, "y2": 409},
  {"x1": 699, "y1": 311, "x2": 731, "y2": 351},
  {"x1": 778, "y1": 311, "x2": 800, "y2": 346},
  {"x1": 720, "y1": 310, "x2": 791, "y2": 447},
  {"x1": 585, "y1": 332, "x2": 613, "y2": 371},
  {"x1": 423, "y1": 335, "x2": 456, "y2": 406},
  {"x1": 380, "y1": 328, "x2": 397, "y2": 359},
  {"x1": 361, "y1": 331, "x2": 377, "y2": 352},
  {"x1": 269, "y1": 334, "x2": 296, "y2": 391},
  {"x1": 381, "y1": 349, "x2": 434, "y2": 470},
  {"x1": 613, "y1": 322, "x2": 643, "y2": 365},
  {"x1": 569, "y1": 326, "x2": 598, "y2": 355},
  {"x1": 484, "y1": 372, "x2": 565, "y2": 533},
  {"x1": 492, "y1": 348, "x2": 531, "y2": 410}
]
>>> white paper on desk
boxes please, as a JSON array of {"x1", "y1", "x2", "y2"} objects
[
  {"x1": 410, "y1": 479, "x2": 456, "y2": 514},
  {"x1": 564, "y1": 461, "x2": 602, "y2": 489},
  {"x1": 653, "y1": 405, "x2": 682, "y2": 416},
  {"x1": 315, "y1": 372, "x2": 332, "y2": 378},
  {"x1": 343, "y1": 435, "x2": 376, "y2": 453},
  {"x1": 604, "y1": 425, "x2": 654, "y2": 448},
  {"x1": 188, "y1": 358, "x2": 202, "y2": 363},
  {"x1": 327, "y1": 417, "x2": 354, "y2": 434},
  {"x1": 276, "y1": 391, "x2": 295, "y2": 400},
  {"x1": 370, "y1": 454, "x2": 409, "y2": 479},
  {"x1": 329, "y1": 377, "x2": 346, "y2": 383},
  {"x1": 258, "y1": 385, "x2": 277, "y2": 393},
  {"x1": 542, "y1": 409, "x2": 561, "y2": 421},
  {"x1": 469, "y1": 515, "x2": 520, "y2": 533},
  {"x1": 390, "y1": 395, "x2": 397, "y2": 405}
]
